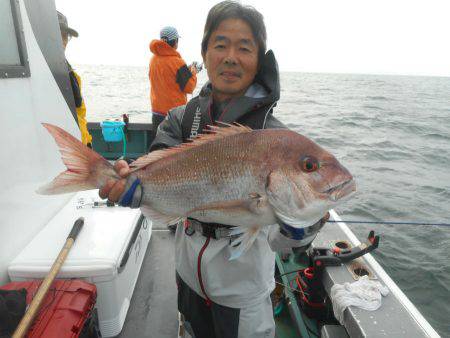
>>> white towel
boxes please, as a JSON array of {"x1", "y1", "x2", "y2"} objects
[{"x1": 330, "y1": 275, "x2": 390, "y2": 324}]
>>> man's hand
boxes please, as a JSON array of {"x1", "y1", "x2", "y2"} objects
[
  {"x1": 320, "y1": 211, "x2": 330, "y2": 226},
  {"x1": 99, "y1": 160, "x2": 130, "y2": 202},
  {"x1": 189, "y1": 61, "x2": 202, "y2": 74},
  {"x1": 268, "y1": 212, "x2": 331, "y2": 252},
  {"x1": 279, "y1": 212, "x2": 330, "y2": 240}
]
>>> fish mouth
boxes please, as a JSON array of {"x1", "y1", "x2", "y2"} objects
[{"x1": 323, "y1": 179, "x2": 356, "y2": 201}]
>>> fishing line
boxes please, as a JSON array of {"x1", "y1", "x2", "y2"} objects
[
  {"x1": 274, "y1": 280, "x2": 309, "y2": 297},
  {"x1": 274, "y1": 280, "x2": 320, "y2": 337},
  {"x1": 327, "y1": 220, "x2": 450, "y2": 227},
  {"x1": 277, "y1": 270, "x2": 305, "y2": 278}
]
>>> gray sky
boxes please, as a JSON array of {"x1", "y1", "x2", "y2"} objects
[{"x1": 56, "y1": 0, "x2": 450, "y2": 77}]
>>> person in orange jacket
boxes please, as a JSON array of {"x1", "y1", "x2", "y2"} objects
[{"x1": 149, "y1": 26, "x2": 197, "y2": 140}]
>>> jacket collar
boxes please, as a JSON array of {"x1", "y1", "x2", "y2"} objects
[
  {"x1": 198, "y1": 50, "x2": 280, "y2": 123},
  {"x1": 149, "y1": 39, "x2": 180, "y2": 57}
]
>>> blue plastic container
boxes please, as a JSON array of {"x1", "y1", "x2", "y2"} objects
[{"x1": 100, "y1": 121, "x2": 125, "y2": 142}]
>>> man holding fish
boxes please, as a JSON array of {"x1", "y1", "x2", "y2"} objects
[{"x1": 40, "y1": 1, "x2": 355, "y2": 337}]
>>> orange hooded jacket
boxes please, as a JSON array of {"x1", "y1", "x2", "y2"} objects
[{"x1": 149, "y1": 39, "x2": 197, "y2": 115}]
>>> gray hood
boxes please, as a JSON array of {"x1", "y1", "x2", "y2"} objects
[{"x1": 197, "y1": 50, "x2": 281, "y2": 123}]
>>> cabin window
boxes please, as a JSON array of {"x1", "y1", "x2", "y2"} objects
[{"x1": 0, "y1": 0, "x2": 30, "y2": 78}]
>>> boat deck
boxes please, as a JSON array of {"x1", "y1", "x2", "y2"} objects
[{"x1": 118, "y1": 225, "x2": 178, "y2": 338}]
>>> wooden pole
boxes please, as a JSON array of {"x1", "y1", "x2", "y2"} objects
[{"x1": 12, "y1": 217, "x2": 84, "y2": 338}]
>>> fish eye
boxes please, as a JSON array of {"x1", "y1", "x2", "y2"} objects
[{"x1": 300, "y1": 156, "x2": 320, "y2": 172}]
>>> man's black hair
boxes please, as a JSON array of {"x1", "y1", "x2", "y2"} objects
[
  {"x1": 201, "y1": 1, "x2": 267, "y2": 66},
  {"x1": 163, "y1": 38, "x2": 178, "y2": 48}
]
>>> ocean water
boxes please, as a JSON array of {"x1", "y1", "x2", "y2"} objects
[{"x1": 77, "y1": 64, "x2": 450, "y2": 336}]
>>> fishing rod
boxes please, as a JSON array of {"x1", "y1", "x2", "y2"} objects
[{"x1": 327, "y1": 220, "x2": 450, "y2": 227}]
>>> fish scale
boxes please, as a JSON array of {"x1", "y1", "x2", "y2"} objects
[{"x1": 137, "y1": 133, "x2": 264, "y2": 215}]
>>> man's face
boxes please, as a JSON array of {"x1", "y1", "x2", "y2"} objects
[
  {"x1": 203, "y1": 18, "x2": 259, "y2": 102},
  {"x1": 61, "y1": 31, "x2": 69, "y2": 51}
]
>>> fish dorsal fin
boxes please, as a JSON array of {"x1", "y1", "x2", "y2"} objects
[{"x1": 130, "y1": 123, "x2": 253, "y2": 172}]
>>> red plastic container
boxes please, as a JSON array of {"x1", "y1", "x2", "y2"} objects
[{"x1": 0, "y1": 279, "x2": 97, "y2": 338}]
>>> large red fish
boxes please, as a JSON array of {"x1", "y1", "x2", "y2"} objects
[{"x1": 38, "y1": 123, "x2": 356, "y2": 258}]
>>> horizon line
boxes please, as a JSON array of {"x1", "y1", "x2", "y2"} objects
[{"x1": 73, "y1": 63, "x2": 450, "y2": 79}]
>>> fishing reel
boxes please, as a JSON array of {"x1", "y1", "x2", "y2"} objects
[
  {"x1": 295, "y1": 231, "x2": 380, "y2": 321},
  {"x1": 190, "y1": 61, "x2": 203, "y2": 73}
]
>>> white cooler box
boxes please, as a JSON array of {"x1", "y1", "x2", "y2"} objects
[{"x1": 8, "y1": 190, "x2": 152, "y2": 337}]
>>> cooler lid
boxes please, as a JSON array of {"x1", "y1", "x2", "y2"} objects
[{"x1": 8, "y1": 190, "x2": 143, "y2": 279}]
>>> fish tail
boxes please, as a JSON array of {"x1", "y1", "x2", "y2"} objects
[
  {"x1": 228, "y1": 226, "x2": 261, "y2": 260},
  {"x1": 37, "y1": 123, "x2": 116, "y2": 195}
]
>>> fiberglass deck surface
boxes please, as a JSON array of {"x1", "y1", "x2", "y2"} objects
[{"x1": 118, "y1": 225, "x2": 178, "y2": 338}]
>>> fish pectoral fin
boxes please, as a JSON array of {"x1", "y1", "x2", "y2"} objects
[
  {"x1": 140, "y1": 206, "x2": 181, "y2": 226},
  {"x1": 228, "y1": 226, "x2": 261, "y2": 260},
  {"x1": 189, "y1": 194, "x2": 269, "y2": 216}
]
